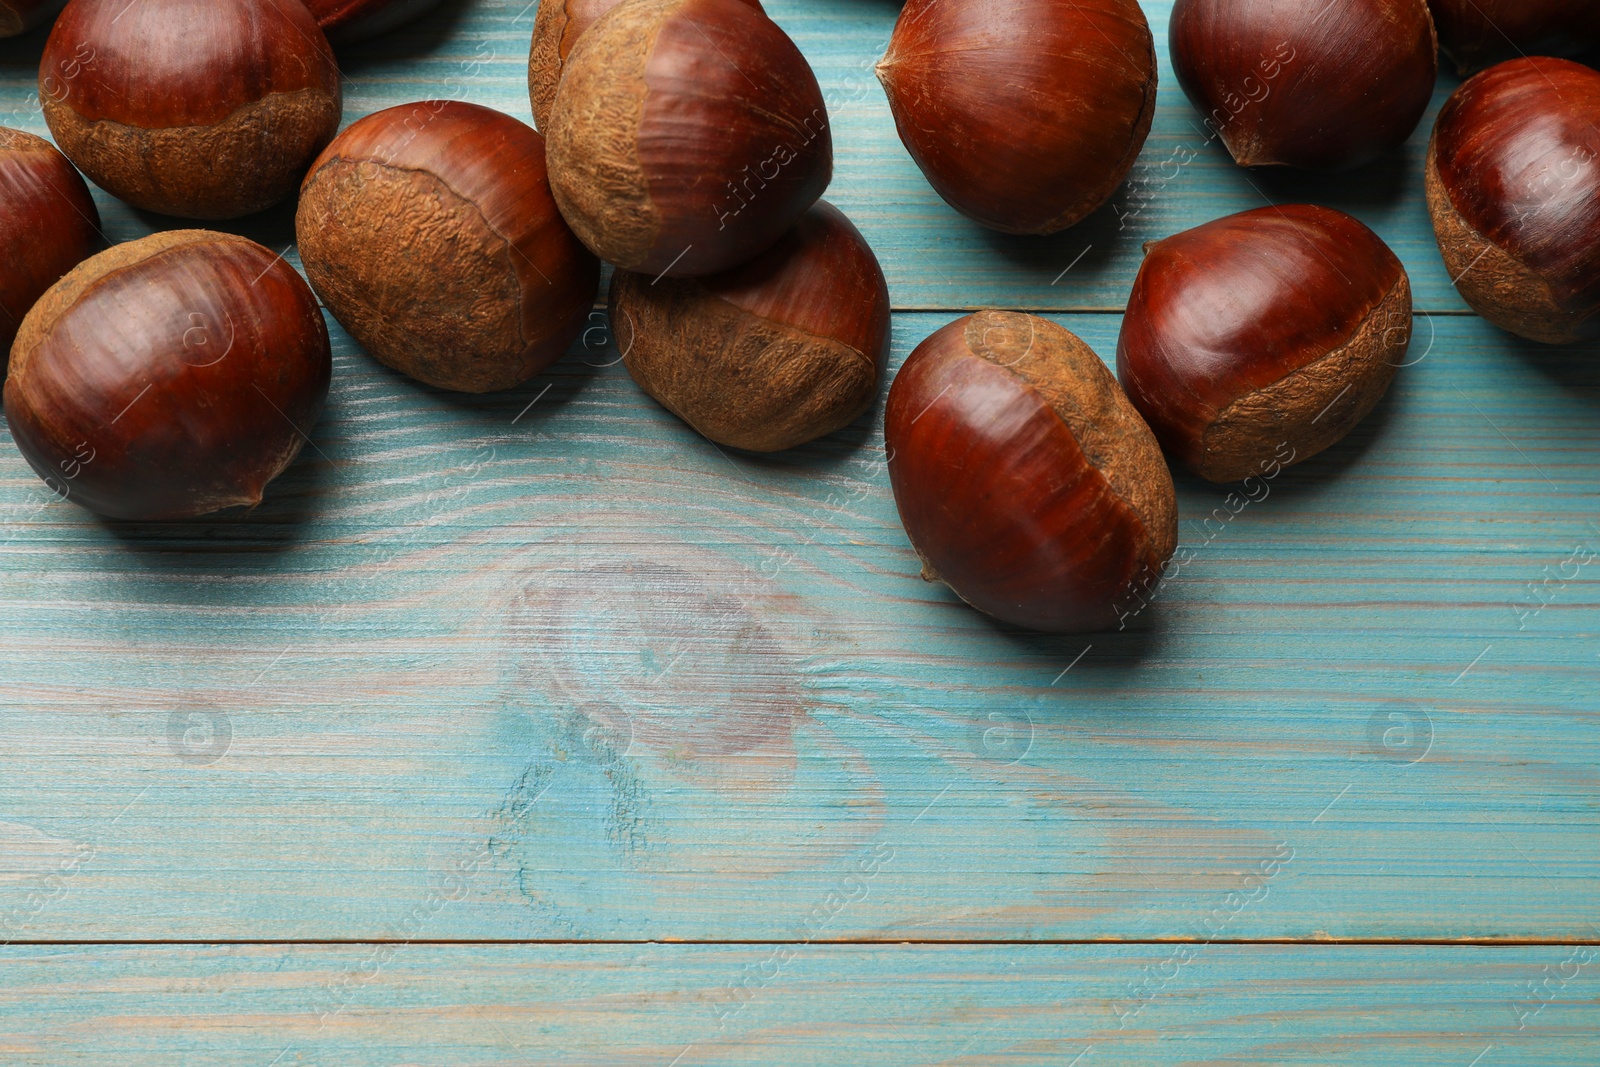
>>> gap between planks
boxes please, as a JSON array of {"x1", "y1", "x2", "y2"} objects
[
  {"x1": 6, "y1": 938, "x2": 1599, "y2": 948},
  {"x1": 460, "y1": 303, "x2": 1485, "y2": 315},
  {"x1": 882, "y1": 308, "x2": 1482, "y2": 316}
]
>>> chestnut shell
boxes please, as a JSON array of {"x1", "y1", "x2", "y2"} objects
[
  {"x1": 885, "y1": 312, "x2": 1178, "y2": 633},
  {"x1": 531, "y1": 0, "x2": 766, "y2": 129},
  {"x1": 40, "y1": 0, "x2": 342, "y2": 219},
  {"x1": 1427, "y1": 57, "x2": 1600, "y2": 344},
  {"x1": 4, "y1": 230, "x2": 331, "y2": 520},
  {"x1": 876, "y1": 0, "x2": 1157, "y2": 235},
  {"x1": 1428, "y1": 0, "x2": 1600, "y2": 75},
  {"x1": 611, "y1": 199, "x2": 890, "y2": 452},
  {"x1": 1170, "y1": 0, "x2": 1438, "y2": 171},
  {"x1": 529, "y1": 0, "x2": 628, "y2": 131},
  {"x1": 0, "y1": 126, "x2": 101, "y2": 366},
  {"x1": 1118, "y1": 205, "x2": 1410, "y2": 483},
  {"x1": 1, "y1": 0, "x2": 66, "y2": 36},
  {"x1": 297, "y1": 100, "x2": 600, "y2": 393},
  {"x1": 546, "y1": 0, "x2": 832, "y2": 277}
]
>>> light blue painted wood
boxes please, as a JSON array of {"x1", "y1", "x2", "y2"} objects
[
  {"x1": 1, "y1": 0, "x2": 1597, "y2": 1050},
  {"x1": 0, "y1": 311, "x2": 1596, "y2": 941},
  {"x1": 2, "y1": 944, "x2": 1598, "y2": 1065},
  {"x1": 0, "y1": 0, "x2": 1594, "y2": 989},
  {"x1": 0, "y1": 0, "x2": 1493, "y2": 312}
]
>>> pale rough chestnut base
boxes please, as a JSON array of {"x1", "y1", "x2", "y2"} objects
[
  {"x1": 298, "y1": 159, "x2": 544, "y2": 394},
  {"x1": 43, "y1": 88, "x2": 339, "y2": 219},
  {"x1": 528, "y1": 0, "x2": 574, "y2": 129},
  {"x1": 963, "y1": 311, "x2": 1178, "y2": 564},
  {"x1": 10, "y1": 229, "x2": 219, "y2": 364},
  {"x1": 1426, "y1": 139, "x2": 1585, "y2": 345},
  {"x1": 0, "y1": 126, "x2": 36, "y2": 150},
  {"x1": 1198, "y1": 274, "x2": 1409, "y2": 484},
  {"x1": 612, "y1": 270, "x2": 878, "y2": 452},
  {"x1": 545, "y1": 0, "x2": 665, "y2": 270}
]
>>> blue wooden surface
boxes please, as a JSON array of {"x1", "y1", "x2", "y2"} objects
[
  {"x1": 3, "y1": 944, "x2": 1598, "y2": 1065},
  {"x1": 1, "y1": 0, "x2": 1598, "y2": 1060}
]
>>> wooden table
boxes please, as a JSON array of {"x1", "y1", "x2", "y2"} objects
[{"x1": 2, "y1": 1, "x2": 1597, "y2": 1062}]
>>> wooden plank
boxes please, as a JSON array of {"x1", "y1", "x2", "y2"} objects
[
  {"x1": 1, "y1": 944, "x2": 1597, "y2": 1065},
  {"x1": 0, "y1": 0, "x2": 1481, "y2": 312},
  {"x1": 1, "y1": 312, "x2": 1596, "y2": 941}
]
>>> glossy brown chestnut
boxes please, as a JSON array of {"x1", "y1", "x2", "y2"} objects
[
  {"x1": 1118, "y1": 205, "x2": 1411, "y2": 484},
  {"x1": 610, "y1": 199, "x2": 890, "y2": 452},
  {"x1": 1428, "y1": 0, "x2": 1600, "y2": 75},
  {"x1": 884, "y1": 312, "x2": 1178, "y2": 633},
  {"x1": 529, "y1": 0, "x2": 764, "y2": 130},
  {"x1": 0, "y1": 127, "x2": 100, "y2": 366},
  {"x1": 1, "y1": 0, "x2": 66, "y2": 36},
  {"x1": 298, "y1": 100, "x2": 599, "y2": 393},
  {"x1": 546, "y1": 0, "x2": 832, "y2": 278},
  {"x1": 876, "y1": 0, "x2": 1156, "y2": 236},
  {"x1": 302, "y1": 0, "x2": 443, "y2": 43},
  {"x1": 4, "y1": 230, "x2": 331, "y2": 520},
  {"x1": 1170, "y1": 0, "x2": 1438, "y2": 171},
  {"x1": 40, "y1": 0, "x2": 341, "y2": 219},
  {"x1": 1427, "y1": 58, "x2": 1600, "y2": 344}
]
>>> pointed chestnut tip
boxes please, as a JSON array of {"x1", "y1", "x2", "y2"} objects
[
  {"x1": 1230, "y1": 152, "x2": 1287, "y2": 170},
  {"x1": 1218, "y1": 130, "x2": 1283, "y2": 170}
]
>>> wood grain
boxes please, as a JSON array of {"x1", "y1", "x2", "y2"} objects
[
  {"x1": 0, "y1": 0, "x2": 1595, "y2": 1029},
  {"x1": 0, "y1": 311, "x2": 1596, "y2": 942},
  {"x1": 2, "y1": 944, "x2": 1598, "y2": 1065}
]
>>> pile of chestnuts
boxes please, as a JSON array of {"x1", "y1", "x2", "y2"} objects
[{"x1": 1, "y1": 0, "x2": 1598, "y2": 637}]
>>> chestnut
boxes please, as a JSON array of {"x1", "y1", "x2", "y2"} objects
[
  {"x1": 610, "y1": 199, "x2": 890, "y2": 452},
  {"x1": 528, "y1": 0, "x2": 625, "y2": 131},
  {"x1": 876, "y1": 0, "x2": 1157, "y2": 235},
  {"x1": 1, "y1": 0, "x2": 66, "y2": 36},
  {"x1": 0, "y1": 127, "x2": 100, "y2": 366},
  {"x1": 1427, "y1": 58, "x2": 1600, "y2": 345},
  {"x1": 545, "y1": 0, "x2": 832, "y2": 278},
  {"x1": 1117, "y1": 205, "x2": 1411, "y2": 483},
  {"x1": 297, "y1": 100, "x2": 599, "y2": 394},
  {"x1": 40, "y1": 0, "x2": 342, "y2": 219},
  {"x1": 302, "y1": 0, "x2": 444, "y2": 43},
  {"x1": 884, "y1": 311, "x2": 1178, "y2": 633},
  {"x1": 4, "y1": 230, "x2": 331, "y2": 520},
  {"x1": 1429, "y1": 0, "x2": 1599, "y2": 75},
  {"x1": 1170, "y1": 0, "x2": 1438, "y2": 171},
  {"x1": 529, "y1": 0, "x2": 766, "y2": 129}
]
